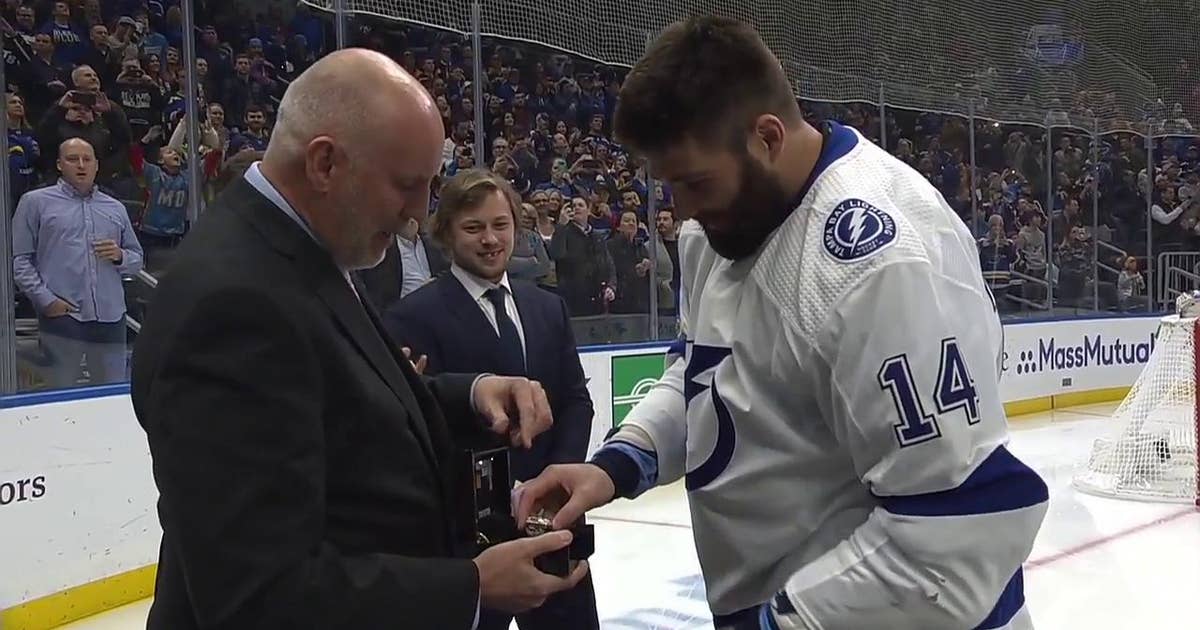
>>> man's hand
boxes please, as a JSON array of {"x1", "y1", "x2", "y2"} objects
[
  {"x1": 400, "y1": 347, "x2": 427, "y2": 375},
  {"x1": 93, "y1": 239, "x2": 123, "y2": 263},
  {"x1": 473, "y1": 531, "x2": 589, "y2": 613},
  {"x1": 141, "y1": 125, "x2": 163, "y2": 143},
  {"x1": 472, "y1": 376, "x2": 552, "y2": 448},
  {"x1": 43, "y1": 298, "x2": 76, "y2": 318},
  {"x1": 514, "y1": 464, "x2": 616, "y2": 531},
  {"x1": 93, "y1": 91, "x2": 111, "y2": 113}
]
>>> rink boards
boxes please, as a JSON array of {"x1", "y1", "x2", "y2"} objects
[{"x1": 0, "y1": 313, "x2": 1165, "y2": 629}]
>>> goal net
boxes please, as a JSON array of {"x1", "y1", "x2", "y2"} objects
[{"x1": 1073, "y1": 293, "x2": 1200, "y2": 505}]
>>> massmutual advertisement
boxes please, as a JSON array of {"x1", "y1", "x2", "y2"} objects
[
  {"x1": 600, "y1": 316, "x2": 1166, "y2": 424},
  {"x1": 998, "y1": 316, "x2": 1163, "y2": 401}
]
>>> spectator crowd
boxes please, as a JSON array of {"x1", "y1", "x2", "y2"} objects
[
  {"x1": 4, "y1": 0, "x2": 1200, "y2": 390},
  {"x1": 804, "y1": 100, "x2": 1200, "y2": 314}
]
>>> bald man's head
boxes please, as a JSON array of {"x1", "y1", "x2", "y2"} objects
[
  {"x1": 266, "y1": 48, "x2": 441, "y2": 167},
  {"x1": 58, "y1": 137, "x2": 98, "y2": 193},
  {"x1": 260, "y1": 48, "x2": 447, "y2": 272}
]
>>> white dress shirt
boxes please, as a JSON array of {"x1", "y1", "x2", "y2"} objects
[
  {"x1": 397, "y1": 234, "x2": 432, "y2": 298},
  {"x1": 450, "y1": 264, "x2": 527, "y2": 358}
]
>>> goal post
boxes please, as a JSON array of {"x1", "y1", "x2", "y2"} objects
[{"x1": 1073, "y1": 293, "x2": 1200, "y2": 505}]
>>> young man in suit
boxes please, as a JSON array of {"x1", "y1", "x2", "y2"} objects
[
  {"x1": 130, "y1": 49, "x2": 587, "y2": 630},
  {"x1": 384, "y1": 168, "x2": 599, "y2": 630}
]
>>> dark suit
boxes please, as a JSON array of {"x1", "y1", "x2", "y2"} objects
[
  {"x1": 384, "y1": 271, "x2": 599, "y2": 630},
  {"x1": 131, "y1": 178, "x2": 487, "y2": 629},
  {"x1": 357, "y1": 235, "x2": 449, "y2": 315}
]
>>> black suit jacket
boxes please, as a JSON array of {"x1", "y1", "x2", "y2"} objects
[
  {"x1": 384, "y1": 273, "x2": 594, "y2": 482},
  {"x1": 131, "y1": 178, "x2": 486, "y2": 630},
  {"x1": 357, "y1": 236, "x2": 450, "y2": 315}
]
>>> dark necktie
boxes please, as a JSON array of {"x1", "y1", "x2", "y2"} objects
[{"x1": 484, "y1": 287, "x2": 526, "y2": 375}]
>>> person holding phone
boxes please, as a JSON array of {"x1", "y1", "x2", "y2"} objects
[
  {"x1": 114, "y1": 58, "x2": 164, "y2": 141},
  {"x1": 548, "y1": 195, "x2": 616, "y2": 316},
  {"x1": 35, "y1": 86, "x2": 131, "y2": 186},
  {"x1": 72, "y1": 63, "x2": 133, "y2": 153},
  {"x1": 11, "y1": 137, "x2": 143, "y2": 389}
]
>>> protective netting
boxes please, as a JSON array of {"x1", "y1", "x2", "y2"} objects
[
  {"x1": 302, "y1": 0, "x2": 1200, "y2": 133},
  {"x1": 1073, "y1": 304, "x2": 1199, "y2": 504}
]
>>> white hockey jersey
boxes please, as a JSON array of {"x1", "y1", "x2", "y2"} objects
[{"x1": 596, "y1": 122, "x2": 1049, "y2": 629}]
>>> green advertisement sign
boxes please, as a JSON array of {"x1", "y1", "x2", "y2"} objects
[{"x1": 610, "y1": 352, "x2": 668, "y2": 427}]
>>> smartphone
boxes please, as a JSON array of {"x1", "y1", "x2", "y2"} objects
[{"x1": 71, "y1": 91, "x2": 96, "y2": 106}]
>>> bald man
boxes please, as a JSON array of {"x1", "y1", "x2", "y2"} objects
[
  {"x1": 131, "y1": 49, "x2": 586, "y2": 630},
  {"x1": 13, "y1": 137, "x2": 143, "y2": 388}
]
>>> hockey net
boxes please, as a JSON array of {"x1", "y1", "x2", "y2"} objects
[{"x1": 1073, "y1": 293, "x2": 1200, "y2": 505}]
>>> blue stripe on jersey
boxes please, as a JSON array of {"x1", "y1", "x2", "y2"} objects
[
  {"x1": 974, "y1": 569, "x2": 1025, "y2": 629},
  {"x1": 792, "y1": 121, "x2": 860, "y2": 206},
  {"x1": 875, "y1": 445, "x2": 1048, "y2": 517},
  {"x1": 759, "y1": 604, "x2": 782, "y2": 630},
  {"x1": 594, "y1": 441, "x2": 659, "y2": 497},
  {"x1": 666, "y1": 337, "x2": 687, "y2": 360}
]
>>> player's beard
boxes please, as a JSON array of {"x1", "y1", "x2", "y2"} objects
[{"x1": 700, "y1": 155, "x2": 797, "y2": 261}]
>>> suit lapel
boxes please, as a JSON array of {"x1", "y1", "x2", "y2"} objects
[
  {"x1": 422, "y1": 237, "x2": 448, "y2": 277},
  {"x1": 267, "y1": 231, "x2": 438, "y2": 474},
  {"x1": 438, "y1": 275, "x2": 506, "y2": 372},
  {"x1": 510, "y1": 283, "x2": 540, "y2": 377},
  {"x1": 235, "y1": 177, "x2": 441, "y2": 471},
  {"x1": 386, "y1": 243, "x2": 403, "y2": 296},
  {"x1": 354, "y1": 281, "x2": 441, "y2": 468},
  {"x1": 317, "y1": 271, "x2": 439, "y2": 468}
]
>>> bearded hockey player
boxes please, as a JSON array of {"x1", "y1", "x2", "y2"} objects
[{"x1": 516, "y1": 15, "x2": 1048, "y2": 630}]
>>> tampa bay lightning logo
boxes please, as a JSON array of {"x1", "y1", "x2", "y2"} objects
[
  {"x1": 823, "y1": 199, "x2": 897, "y2": 262},
  {"x1": 683, "y1": 345, "x2": 735, "y2": 492}
]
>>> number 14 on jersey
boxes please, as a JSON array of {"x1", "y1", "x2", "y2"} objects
[{"x1": 878, "y1": 337, "x2": 981, "y2": 448}]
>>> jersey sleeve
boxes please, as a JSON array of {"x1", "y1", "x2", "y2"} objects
[{"x1": 771, "y1": 260, "x2": 1048, "y2": 630}]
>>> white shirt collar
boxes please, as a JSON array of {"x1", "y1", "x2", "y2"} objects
[
  {"x1": 450, "y1": 263, "x2": 512, "y2": 303},
  {"x1": 397, "y1": 233, "x2": 421, "y2": 250},
  {"x1": 244, "y1": 161, "x2": 359, "y2": 290},
  {"x1": 243, "y1": 161, "x2": 319, "y2": 244}
]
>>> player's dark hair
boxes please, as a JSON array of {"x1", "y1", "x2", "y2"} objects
[{"x1": 614, "y1": 15, "x2": 800, "y2": 155}]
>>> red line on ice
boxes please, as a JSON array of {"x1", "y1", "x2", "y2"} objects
[{"x1": 1025, "y1": 506, "x2": 1200, "y2": 570}]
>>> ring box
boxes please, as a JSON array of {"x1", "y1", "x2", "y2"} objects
[{"x1": 456, "y1": 445, "x2": 594, "y2": 577}]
